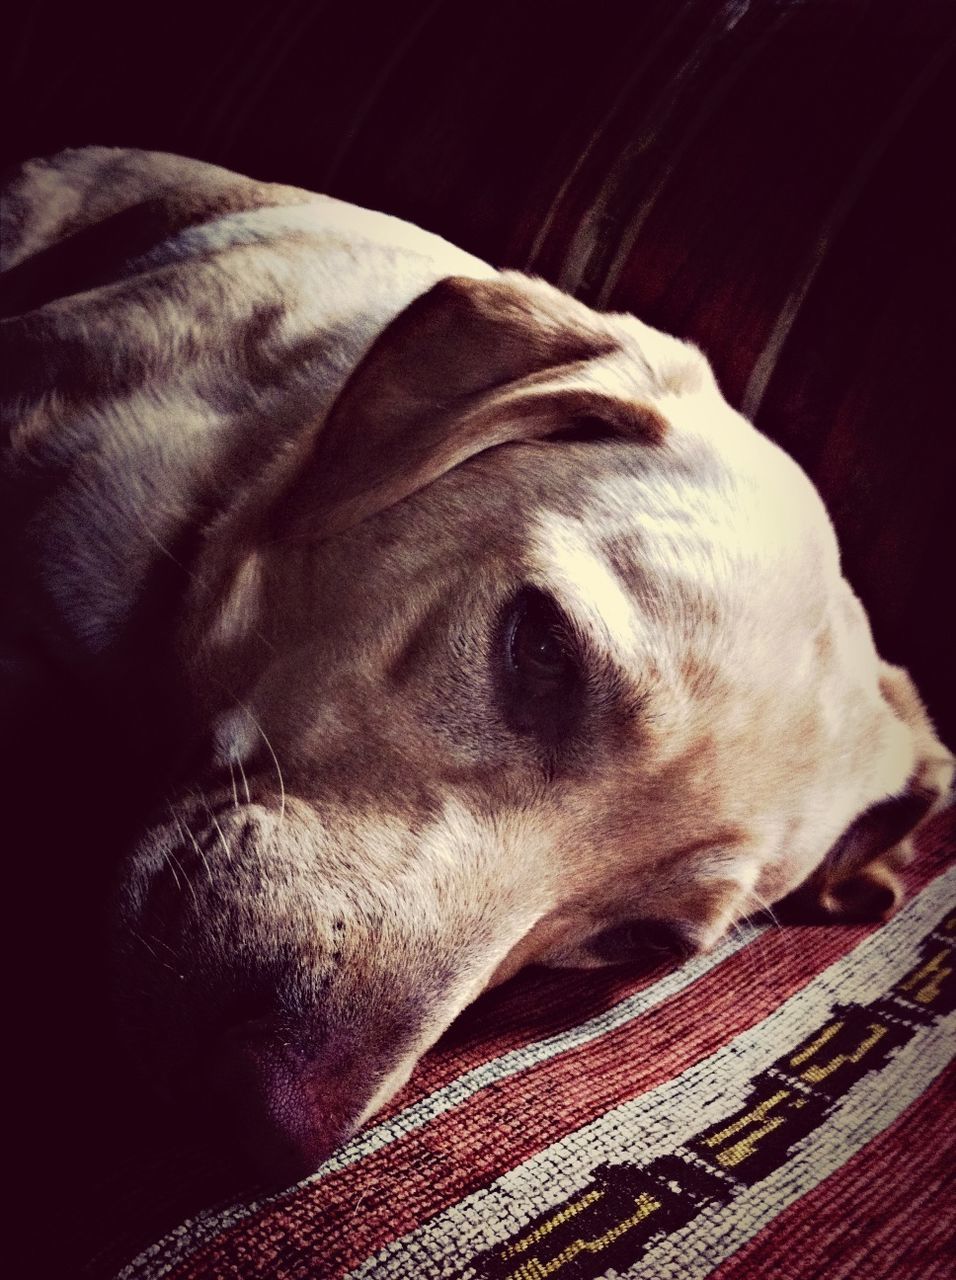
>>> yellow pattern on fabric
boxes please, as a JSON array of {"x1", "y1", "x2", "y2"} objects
[
  {"x1": 800, "y1": 1023, "x2": 887, "y2": 1083},
  {"x1": 899, "y1": 949, "x2": 952, "y2": 1004},
  {"x1": 715, "y1": 1114, "x2": 789, "y2": 1167},
  {"x1": 789, "y1": 1020, "x2": 843, "y2": 1066},
  {"x1": 701, "y1": 1089, "x2": 791, "y2": 1147},
  {"x1": 502, "y1": 1189, "x2": 603, "y2": 1258},
  {"x1": 508, "y1": 1193, "x2": 662, "y2": 1280}
]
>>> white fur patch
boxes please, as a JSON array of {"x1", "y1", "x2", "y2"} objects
[
  {"x1": 211, "y1": 705, "x2": 259, "y2": 766},
  {"x1": 531, "y1": 511, "x2": 642, "y2": 661}
]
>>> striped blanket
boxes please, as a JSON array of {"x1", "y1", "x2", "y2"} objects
[{"x1": 94, "y1": 810, "x2": 954, "y2": 1280}]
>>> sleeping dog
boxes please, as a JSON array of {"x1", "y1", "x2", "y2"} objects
[{"x1": 2, "y1": 148, "x2": 952, "y2": 1184}]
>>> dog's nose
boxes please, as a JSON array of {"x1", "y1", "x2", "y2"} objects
[{"x1": 207, "y1": 1017, "x2": 359, "y2": 1185}]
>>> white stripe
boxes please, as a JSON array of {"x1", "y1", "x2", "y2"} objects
[
  {"x1": 345, "y1": 866, "x2": 955, "y2": 1279},
  {"x1": 118, "y1": 921, "x2": 768, "y2": 1279},
  {"x1": 624, "y1": 1012, "x2": 954, "y2": 1279}
]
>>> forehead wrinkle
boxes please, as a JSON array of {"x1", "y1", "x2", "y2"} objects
[{"x1": 530, "y1": 510, "x2": 644, "y2": 669}]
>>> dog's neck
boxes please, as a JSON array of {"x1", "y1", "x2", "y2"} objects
[{"x1": 3, "y1": 195, "x2": 494, "y2": 689}]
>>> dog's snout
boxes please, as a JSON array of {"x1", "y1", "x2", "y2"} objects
[{"x1": 207, "y1": 1017, "x2": 358, "y2": 1186}]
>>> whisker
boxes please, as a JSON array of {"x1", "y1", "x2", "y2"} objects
[
  {"x1": 730, "y1": 917, "x2": 763, "y2": 989},
  {"x1": 236, "y1": 701, "x2": 287, "y2": 826},
  {"x1": 208, "y1": 807, "x2": 233, "y2": 865},
  {"x1": 203, "y1": 676, "x2": 286, "y2": 820},
  {"x1": 169, "y1": 822, "x2": 203, "y2": 911},
  {"x1": 748, "y1": 886, "x2": 784, "y2": 932},
  {"x1": 235, "y1": 752, "x2": 252, "y2": 806},
  {"x1": 161, "y1": 844, "x2": 184, "y2": 895},
  {"x1": 171, "y1": 849, "x2": 200, "y2": 912},
  {"x1": 144, "y1": 929, "x2": 179, "y2": 958},
  {"x1": 228, "y1": 759, "x2": 240, "y2": 810},
  {"x1": 131, "y1": 929, "x2": 180, "y2": 975},
  {"x1": 179, "y1": 806, "x2": 216, "y2": 883},
  {"x1": 195, "y1": 789, "x2": 234, "y2": 866}
]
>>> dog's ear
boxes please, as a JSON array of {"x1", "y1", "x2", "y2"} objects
[
  {"x1": 270, "y1": 273, "x2": 673, "y2": 540},
  {"x1": 185, "y1": 272, "x2": 696, "y2": 676},
  {"x1": 783, "y1": 664, "x2": 953, "y2": 924}
]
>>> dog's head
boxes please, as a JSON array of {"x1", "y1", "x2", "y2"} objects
[{"x1": 103, "y1": 271, "x2": 952, "y2": 1183}]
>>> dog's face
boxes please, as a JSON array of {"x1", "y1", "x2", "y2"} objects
[
  {"x1": 3, "y1": 147, "x2": 947, "y2": 1184},
  {"x1": 104, "y1": 272, "x2": 953, "y2": 1183}
]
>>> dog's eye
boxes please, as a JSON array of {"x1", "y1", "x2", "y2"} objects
[
  {"x1": 498, "y1": 587, "x2": 582, "y2": 747},
  {"x1": 506, "y1": 588, "x2": 577, "y2": 693},
  {"x1": 590, "y1": 918, "x2": 692, "y2": 966}
]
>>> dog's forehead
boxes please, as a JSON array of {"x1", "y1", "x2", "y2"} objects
[
  {"x1": 517, "y1": 431, "x2": 887, "y2": 845},
  {"x1": 525, "y1": 428, "x2": 837, "y2": 668}
]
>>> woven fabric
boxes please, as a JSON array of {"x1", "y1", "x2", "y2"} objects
[{"x1": 92, "y1": 811, "x2": 955, "y2": 1280}]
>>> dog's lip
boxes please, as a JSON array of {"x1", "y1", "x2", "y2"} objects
[{"x1": 133, "y1": 793, "x2": 283, "y2": 886}]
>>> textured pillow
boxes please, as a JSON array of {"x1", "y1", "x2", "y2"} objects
[{"x1": 88, "y1": 810, "x2": 954, "y2": 1280}]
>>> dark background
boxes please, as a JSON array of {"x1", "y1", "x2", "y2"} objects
[
  {"x1": 5, "y1": 0, "x2": 955, "y2": 740},
  {"x1": 4, "y1": 4, "x2": 956, "y2": 1275}
]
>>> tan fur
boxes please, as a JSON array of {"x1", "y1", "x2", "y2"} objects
[{"x1": 2, "y1": 148, "x2": 951, "y2": 1183}]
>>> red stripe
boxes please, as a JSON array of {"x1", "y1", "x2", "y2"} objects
[
  {"x1": 164, "y1": 849, "x2": 954, "y2": 1280},
  {"x1": 708, "y1": 1065, "x2": 956, "y2": 1280}
]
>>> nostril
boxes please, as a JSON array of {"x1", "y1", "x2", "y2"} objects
[{"x1": 205, "y1": 1018, "x2": 355, "y2": 1186}]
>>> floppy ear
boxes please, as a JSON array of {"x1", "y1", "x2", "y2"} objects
[
  {"x1": 185, "y1": 271, "x2": 686, "y2": 680},
  {"x1": 267, "y1": 272, "x2": 670, "y2": 541},
  {"x1": 783, "y1": 663, "x2": 954, "y2": 924}
]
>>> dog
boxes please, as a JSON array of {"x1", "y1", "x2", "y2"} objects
[{"x1": 2, "y1": 147, "x2": 952, "y2": 1185}]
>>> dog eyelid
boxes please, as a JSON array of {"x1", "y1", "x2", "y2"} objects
[
  {"x1": 589, "y1": 917, "x2": 695, "y2": 965},
  {"x1": 496, "y1": 586, "x2": 588, "y2": 750}
]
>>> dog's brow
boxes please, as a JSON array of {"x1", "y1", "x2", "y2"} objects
[{"x1": 532, "y1": 511, "x2": 642, "y2": 661}]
